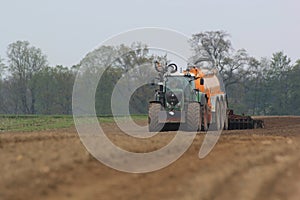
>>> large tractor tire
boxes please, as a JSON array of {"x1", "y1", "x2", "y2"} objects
[
  {"x1": 201, "y1": 103, "x2": 209, "y2": 131},
  {"x1": 219, "y1": 98, "x2": 226, "y2": 130},
  {"x1": 210, "y1": 99, "x2": 222, "y2": 131},
  {"x1": 148, "y1": 103, "x2": 164, "y2": 132},
  {"x1": 223, "y1": 101, "x2": 229, "y2": 130},
  {"x1": 186, "y1": 102, "x2": 201, "y2": 132}
]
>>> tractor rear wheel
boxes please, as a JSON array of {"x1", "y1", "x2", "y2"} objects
[
  {"x1": 219, "y1": 99, "x2": 226, "y2": 130},
  {"x1": 148, "y1": 103, "x2": 164, "y2": 132},
  {"x1": 186, "y1": 102, "x2": 201, "y2": 132},
  {"x1": 223, "y1": 103, "x2": 229, "y2": 130},
  {"x1": 211, "y1": 99, "x2": 222, "y2": 131}
]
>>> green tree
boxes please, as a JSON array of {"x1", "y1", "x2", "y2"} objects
[
  {"x1": 95, "y1": 67, "x2": 123, "y2": 115},
  {"x1": 267, "y1": 52, "x2": 292, "y2": 114},
  {"x1": 52, "y1": 65, "x2": 75, "y2": 114},
  {"x1": 286, "y1": 60, "x2": 300, "y2": 115},
  {"x1": 32, "y1": 67, "x2": 55, "y2": 114},
  {"x1": 79, "y1": 43, "x2": 155, "y2": 115},
  {"x1": 34, "y1": 65, "x2": 75, "y2": 114},
  {"x1": 0, "y1": 57, "x2": 4, "y2": 113}
]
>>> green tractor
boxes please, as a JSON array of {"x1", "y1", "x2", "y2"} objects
[{"x1": 148, "y1": 62, "x2": 209, "y2": 132}]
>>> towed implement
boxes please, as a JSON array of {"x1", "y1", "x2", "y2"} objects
[{"x1": 227, "y1": 109, "x2": 264, "y2": 130}]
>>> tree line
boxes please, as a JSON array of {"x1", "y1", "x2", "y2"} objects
[
  {"x1": 189, "y1": 31, "x2": 300, "y2": 115},
  {"x1": 0, "y1": 31, "x2": 299, "y2": 116}
]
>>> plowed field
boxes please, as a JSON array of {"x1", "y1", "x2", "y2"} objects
[{"x1": 1, "y1": 116, "x2": 300, "y2": 200}]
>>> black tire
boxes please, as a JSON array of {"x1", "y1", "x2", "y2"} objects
[
  {"x1": 223, "y1": 102, "x2": 229, "y2": 130},
  {"x1": 210, "y1": 99, "x2": 221, "y2": 131},
  {"x1": 201, "y1": 103, "x2": 209, "y2": 131},
  {"x1": 186, "y1": 102, "x2": 201, "y2": 132},
  {"x1": 148, "y1": 103, "x2": 164, "y2": 132},
  {"x1": 224, "y1": 114, "x2": 229, "y2": 130},
  {"x1": 219, "y1": 99, "x2": 226, "y2": 130}
]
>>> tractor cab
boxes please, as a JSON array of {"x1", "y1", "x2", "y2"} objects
[{"x1": 163, "y1": 75, "x2": 196, "y2": 111}]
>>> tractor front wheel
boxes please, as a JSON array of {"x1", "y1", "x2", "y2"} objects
[
  {"x1": 148, "y1": 103, "x2": 164, "y2": 132},
  {"x1": 186, "y1": 102, "x2": 201, "y2": 132}
]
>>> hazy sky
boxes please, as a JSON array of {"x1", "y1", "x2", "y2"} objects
[{"x1": 1, "y1": 0, "x2": 299, "y2": 66}]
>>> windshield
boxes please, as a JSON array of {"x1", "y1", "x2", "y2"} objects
[{"x1": 165, "y1": 76, "x2": 194, "y2": 91}]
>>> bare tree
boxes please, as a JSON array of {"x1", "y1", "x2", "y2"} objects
[
  {"x1": 221, "y1": 49, "x2": 250, "y2": 86},
  {"x1": 189, "y1": 30, "x2": 251, "y2": 88},
  {"x1": 190, "y1": 31, "x2": 231, "y2": 70},
  {"x1": 7, "y1": 41, "x2": 47, "y2": 114}
]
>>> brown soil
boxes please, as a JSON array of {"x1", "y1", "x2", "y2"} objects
[{"x1": 1, "y1": 116, "x2": 300, "y2": 200}]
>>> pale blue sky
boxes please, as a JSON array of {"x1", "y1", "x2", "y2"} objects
[{"x1": 0, "y1": 0, "x2": 299, "y2": 66}]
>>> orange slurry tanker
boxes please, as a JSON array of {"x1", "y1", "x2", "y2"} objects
[{"x1": 148, "y1": 62, "x2": 228, "y2": 132}]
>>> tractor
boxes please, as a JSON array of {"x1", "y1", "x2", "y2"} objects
[{"x1": 148, "y1": 61, "x2": 228, "y2": 132}]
